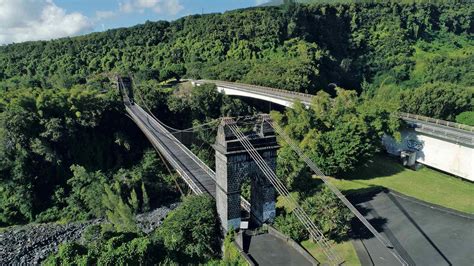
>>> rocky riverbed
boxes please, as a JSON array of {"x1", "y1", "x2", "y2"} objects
[{"x1": 0, "y1": 203, "x2": 179, "y2": 265}]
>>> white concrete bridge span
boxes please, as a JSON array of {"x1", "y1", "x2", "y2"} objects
[{"x1": 193, "y1": 80, "x2": 474, "y2": 181}]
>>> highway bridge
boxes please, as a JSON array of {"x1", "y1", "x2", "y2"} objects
[{"x1": 193, "y1": 80, "x2": 474, "y2": 181}]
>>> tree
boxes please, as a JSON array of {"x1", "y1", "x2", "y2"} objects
[
  {"x1": 129, "y1": 188, "x2": 139, "y2": 213},
  {"x1": 274, "y1": 213, "x2": 308, "y2": 242},
  {"x1": 141, "y1": 182, "x2": 150, "y2": 212},
  {"x1": 155, "y1": 195, "x2": 220, "y2": 263},
  {"x1": 160, "y1": 64, "x2": 186, "y2": 81},
  {"x1": 303, "y1": 187, "x2": 353, "y2": 241},
  {"x1": 221, "y1": 229, "x2": 248, "y2": 265},
  {"x1": 399, "y1": 82, "x2": 472, "y2": 120},
  {"x1": 44, "y1": 230, "x2": 162, "y2": 265},
  {"x1": 96, "y1": 235, "x2": 158, "y2": 265},
  {"x1": 43, "y1": 242, "x2": 89, "y2": 266},
  {"x1": 102, "y1": 184, "x2": 137, "y2": 233},
  {"x1": 63, "y1": 165, "x2": 108, "y2": 220},
  {"x1": 456, "y1": 111, "x2": 474, "y2": 126},
  {"x1": 274, "y1": 89, "x2": 400, "y2": 179}
]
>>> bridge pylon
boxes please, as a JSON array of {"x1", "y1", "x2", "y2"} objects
[
  {"x1": 214, "y1": 116, "x2": 278, "y2": 231},
  {"x1": 116, "y1": 75, "x2": 134, "y2": 105}
]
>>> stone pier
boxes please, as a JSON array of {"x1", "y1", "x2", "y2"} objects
[{"x1": 214, "y1": 116, "x2": 278, "y2": 231}]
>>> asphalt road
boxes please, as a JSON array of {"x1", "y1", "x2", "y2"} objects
[
  {"x1": 352, "y1": 190, "x2": 474, "y2": 266},
  {"x1": 246, "y1": 233, "x2": 314, "y2": 266}
]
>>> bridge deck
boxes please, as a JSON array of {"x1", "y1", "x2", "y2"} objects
[
  {"x1": 127, "y1": 104, "x2": 217, "y2": 196},
  {"x1": 196, "y1": 80, "x2": 474, "y2": 145}
]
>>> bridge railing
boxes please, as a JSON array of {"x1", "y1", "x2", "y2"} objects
[
  {"x1": 127, "y1": 105, "x2": 205, "y2": 195},
  {"x1": 135, "y1": 105, "x2": 216, "y2": 176},
  {"x1": 411, "y1": 121, "x2": 474, "y2": 145},
  {"x1": 398, "y1": 112, "x2": 474, "y2": 133},
  {"x1": 133, "y1": 104, "x2": 252, "y2": 211},
  {"x1": 196, "y1": 80, "x2": 314, "y2": 104},
  {"x1": 198, "y1": 80, "x2": 474, "y2": 133}
]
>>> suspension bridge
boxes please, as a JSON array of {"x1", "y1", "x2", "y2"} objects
[{"x1": 117, "y1": 76, "x2": 415, "y2": 265}]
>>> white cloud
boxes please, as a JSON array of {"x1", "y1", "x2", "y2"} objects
[
  {"x1": 256, "y1": 0, "x2": 270, "y2": 5},
  {"x1": 119, "y1": 0, "x2": 183, "y2": 15},
  {"x1": 95, "y1": 10, "x2": 116, "y2": 20},
  {"x1": 0, "y1": 0, "x2": 93, "y2": 44}
]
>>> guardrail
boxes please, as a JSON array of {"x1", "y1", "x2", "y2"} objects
[
  {"x1": 194, "y1": 80, "x2": 474, "y2": 136},
  {"x1": 126, "y1": 105, "x2": 205, "y2": 195},
  {"x1": 398, "y1": 112, "x2": 474, "y2": 133},
  {"x1": 196, "y1": 80, "x2": 313, "y2": 104},
  {"x1": 401, "y1": 118, "x2": 474, "y2": 145},
  {"x1": 131, "y1": 104, "x2": 252, "y2": 211}
]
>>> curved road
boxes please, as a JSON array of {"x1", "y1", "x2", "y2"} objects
[{"x1": 352, "y1": 190, "x2": 474, "y2": 266}]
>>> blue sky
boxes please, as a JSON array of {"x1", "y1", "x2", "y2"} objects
[
  {"x1": 0, "y1": 0, "x2": 270, "y2": 44},
  {"x1": 57, "y1": 0, "x2": 263, "y2": 31}
]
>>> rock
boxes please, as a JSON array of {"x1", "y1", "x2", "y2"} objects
[{"x1": 0, "y1": 203, "x2": 179, "y2": 265}]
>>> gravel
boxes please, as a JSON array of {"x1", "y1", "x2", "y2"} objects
[{"x1": 0, "y1": 203, "x2": 179, "y2": 265}]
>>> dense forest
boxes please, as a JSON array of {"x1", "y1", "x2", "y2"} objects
[
  {"x1": 1, "y1": 2, "x2": 472, "y2": 120},
  {"x1": 0, "y1": 1, "x2": 473, "y2": 264}
]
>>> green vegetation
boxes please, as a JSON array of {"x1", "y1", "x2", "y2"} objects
[
  {"x1": 2, "y1": 1, "x2": 473, "y2": 264},
  {"x1": 0, "y1": 2, "x2": 471, "y2": 122},
  {"x1": 399, "y1": 82, "x2": 472, "y2": 120},
  {"x1": 273, "y1": 89, "x2": 400, "y2": 184},
  {"x1": 328, "y1": 155, "x2": 474, "y2": 214},
  {"x1": 302, "y1": 239, "x2": 360, "y2": 266},
  {"x1": 456, "y1": 111, "x2": 474, "y2": 126},
  {"x1": 221, "y1": 230, "x2": 248, "y2": 266},
  {"x1": 0, "y1": 83, "x2": 140, "y2": 226},
  {"x1": 154, "y1": 195, "x2": 220, "y2": 263},
  {"x1": 275, "y1": 186, "x2": 353, "y2": 242},
  {"x1": 44, "y1": 195, "x2": 229, "y2": 265},
  {"x1": 0, "y1": 78, "x2": 252, "y2": 227}
]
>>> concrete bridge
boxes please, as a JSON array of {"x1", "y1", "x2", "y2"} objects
[{"x1": 193, "y1": 80, "x2": 474, "y2": 181}]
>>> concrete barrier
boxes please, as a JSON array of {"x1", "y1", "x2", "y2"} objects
[{"x1": 383, "y1": 129, "x2": 474, "y2": 181}]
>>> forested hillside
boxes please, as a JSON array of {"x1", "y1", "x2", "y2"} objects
[
  {"x1": 1, "y1": 2, "x2": 472, "y2": 117},
  {"x1": 0, "y1": 1, "x2": 473, "y2": 263},
  {"x1": 1, "y1": 0, "x2": 472, "y2": 227}
]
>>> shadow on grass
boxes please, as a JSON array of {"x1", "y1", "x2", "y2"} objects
[{"x1": 340, "y1": 154, "x2": 406, "y2": 181}]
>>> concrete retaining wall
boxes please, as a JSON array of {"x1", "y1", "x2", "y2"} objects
[{"x1": 383, "y1": 129, "x2": 474, "y2": 181}]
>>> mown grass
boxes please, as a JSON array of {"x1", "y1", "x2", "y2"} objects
[
  {"x1": 302, "y1": 239, "x2": 360, "y2": 266},
  {"x1": 328, "y1": 154, "x2": 474, "y2": 214},
  {"x1": 280, "y1": 153, "x2": 473, "y2": 265}
]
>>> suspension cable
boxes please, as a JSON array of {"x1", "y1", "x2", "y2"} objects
[
  {"x1": 227, "y1": 122, "x2": 342, "y2": 265},
  {"x1": 156, "y1": 148, "x2": 185, "y2": 196},
  {"x1": 130, "y1": 75, "x2": 222, "y2": 134},
  {"x1": 125, "y1": 110, "x2": 184, "y2": 196},
  {"x1": 264, "y1": 116, "x2": 408, "y2": 266},
  {"x1": 225, "y1": 118, "x2": 343, "y2": 265}
]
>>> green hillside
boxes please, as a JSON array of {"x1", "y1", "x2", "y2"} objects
[{"x1": 1, "y1": 2, "x2": 472, "y2": 99}]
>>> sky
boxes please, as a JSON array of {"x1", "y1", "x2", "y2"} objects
[{"x1": 0, "y1": 0, "x2": 271, "y2": 45}]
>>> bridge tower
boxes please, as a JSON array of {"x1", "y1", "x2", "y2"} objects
[
  {"x1": 116, "y1": 76, "x2": 134, "y2": 104},
  {"x1": 214, "y1": 116, "x2": 278, "y2": 231}
]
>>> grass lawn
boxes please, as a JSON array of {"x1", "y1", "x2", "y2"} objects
[
  {"x1": 302, "y1": 239, "x2": 360, "y2": 266},
  {"x1": 326, "y1": 154, "x2": 474, "y2": 214}
]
